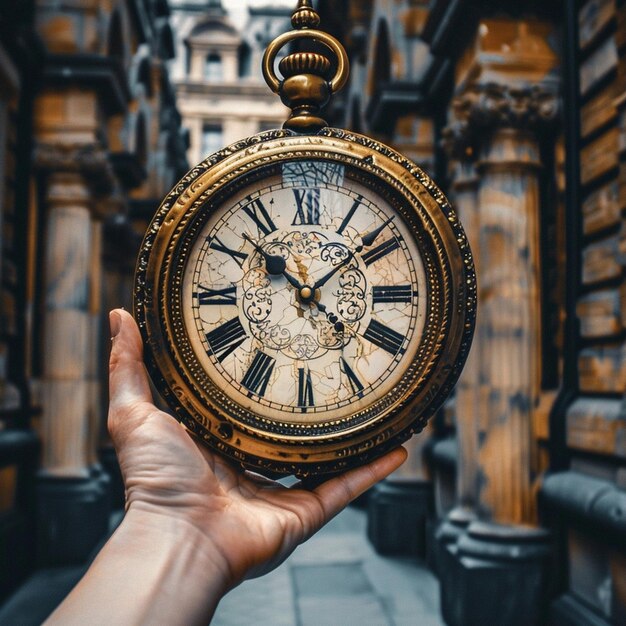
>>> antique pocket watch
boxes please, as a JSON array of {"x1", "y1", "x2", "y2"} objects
[{"x1": 134, "y1": 1, "x2": 476, "y2": 477}]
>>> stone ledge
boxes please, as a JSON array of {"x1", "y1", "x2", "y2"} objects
[
  {"x1": 365, "y1": 82, "x2": 424, "y2": 135},
  {"x1": 540, "y1": 471, "x2": 626, "y2": 547},
  {"x1": 44, "y1": 54, "x2": 130, "y2": 115}
]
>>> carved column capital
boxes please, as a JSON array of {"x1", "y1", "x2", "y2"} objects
[
  {"x1": 442, "y1": 83, "x2": 560, "y2": 161},
  {"x1": 467, "y1": 83, "x2": 560, "y2": 130},
  {"x1": 34, "y1": 143, "x2": 116, "y2": 196}
]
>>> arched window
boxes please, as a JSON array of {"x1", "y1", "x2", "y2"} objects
[
  {"x1": 204, "y1": 53, "x2": 223, "y2": 81},
  {"x1": 238, "y1": 43, "x2": 252, "y2": 78},
  {"x1": 373, "y1": 19, "x2": 391, "y2": 85}
]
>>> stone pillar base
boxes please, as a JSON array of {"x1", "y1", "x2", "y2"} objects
[
  {"x1": 439, "y1": 521, "x2": 553, "y2": 626},
  {"x1": 367, "y1": 480, "x2": 432, "y2": 557},
  {"x1": 37, "y1": 473, "x2": 111, "y2": 567},
  {"x1": 434, "y1": 506, "x2": 476, "y2": 578}
]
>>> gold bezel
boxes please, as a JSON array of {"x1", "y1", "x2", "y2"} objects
[{"x1": 134, "y1": 128, "x2": 476, "y2": 477}]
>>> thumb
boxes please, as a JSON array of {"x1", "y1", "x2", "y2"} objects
[{"x1": 108, "y1": 309, "x2": 153, "y2": 414}]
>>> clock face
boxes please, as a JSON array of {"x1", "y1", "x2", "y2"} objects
[
  {"x1": 135, "y1": 129, "x2": 475, "y2": 475},
  {"x1": 181, "y1": 161, "x2": 427, "y2": 425}
]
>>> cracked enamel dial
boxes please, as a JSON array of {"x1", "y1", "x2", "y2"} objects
[
  {"x1": 182, "y1": 161, "x2": 427, "y2": 424},
  {"x1": 135, "y1": 129, "x2": 476, "y2": 476}
]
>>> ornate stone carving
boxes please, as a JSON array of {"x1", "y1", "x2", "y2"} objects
[
  {"x1": 34, "y1": 143, "x2": 116, "y2": 195},
  {"x1": 442, "y1": 83, "x2": 560, "y2": 161}
]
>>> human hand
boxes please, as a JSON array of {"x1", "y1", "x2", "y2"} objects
[{"x1": 106, "y1": 309, "x2": 406, "y2": 609}]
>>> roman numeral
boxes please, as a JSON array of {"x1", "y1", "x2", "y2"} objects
[
  {"x1": 292, "y1": 188, "x2": 320, "y2": 225},
  {"x1": 242, "y1": 197, "x2": 277, "y2": 236},
  {"x1": 194, "y1": 285, "x2": 237, "y2": 306},
  {"x1": 362, "y1": 238, "x2": 400, "y2": 267},
  {"x1": 340, "y1": 358, "x2": 364, "y2": 398},
  {"x1": 337, "y1": 196, "x2": 362, "y2": 235},
  {"x1": 209, "y1": 236, "x2": 248, "y2": 267},
  {"x1": 372, "y1": 285, "x2": 414, "y2": 304},
  {"x1": 363, "y1": 319, "x2": 406, "y2": 355},
  {"x1": 241, "y1": 351, "x2": 275, "y2": 398},
  {"x1": 206, "y1": 317, "x2": 247, "y2": 363},
  {"x1": 297, "y1": 367, "x2": 315, "y2": 410}
]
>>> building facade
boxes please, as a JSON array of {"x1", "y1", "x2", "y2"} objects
[
  {"x1": 169, "y1": 0, "x2": 291, "y2": 165},
  {"x1": 317, "y1": 0, "x2": 626, "y2": 623}
]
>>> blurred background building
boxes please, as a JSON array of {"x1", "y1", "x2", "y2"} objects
[{"x1": 0, "y1": 0, "x2": 625, "y2": 624}]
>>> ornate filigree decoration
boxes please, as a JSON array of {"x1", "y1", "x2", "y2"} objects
[{"x1": 442, "y1": 83, "x2": 560, "y2": 161}]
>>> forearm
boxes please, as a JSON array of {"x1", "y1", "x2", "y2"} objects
[{"x1": 45, "y1": 509, "x2": 228, "y2": 626}]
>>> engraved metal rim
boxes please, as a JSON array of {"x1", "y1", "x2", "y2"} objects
[
  {"x1": 165, "y1": 157, "x2": 444, "y2": 439},
  {"x1": 134, "y1": 129, "x2": 476, "y2": 475}
]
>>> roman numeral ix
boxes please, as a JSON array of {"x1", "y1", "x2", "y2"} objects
[{"x1": 194, "y1": 285, "x2": 237, "y2": 306}]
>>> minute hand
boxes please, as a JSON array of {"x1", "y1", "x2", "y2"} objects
[{"x1": 312, "y1": 248, "x2": 360, "y2": 290}]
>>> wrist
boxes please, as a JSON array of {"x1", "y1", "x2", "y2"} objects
[
  {"x1": 119, "y1": 506, "x2": 232, "y2": 593},
  {"x1": 48, "y1": 507, "x2": 230, "y2": 626}
]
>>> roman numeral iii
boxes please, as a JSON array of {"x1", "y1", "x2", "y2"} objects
[{"x1": 372, "y1": 285, "x2": 414, "y2": 304}]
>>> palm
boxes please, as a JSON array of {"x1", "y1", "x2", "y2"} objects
[{"x1": 108, "y1": 310, "x2": 406, "y2": 591}]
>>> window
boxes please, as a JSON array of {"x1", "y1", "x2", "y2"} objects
[
  {"x1": 204, "y1": 53, "x2": 222, "y2": 81},
  {"x1": 202, "y1": 124, "x2": 223, "y2": 155},
  {"x1": 258, "y1": 121, "x2": 277, "y2": 133}
]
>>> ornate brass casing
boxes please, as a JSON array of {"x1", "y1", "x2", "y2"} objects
[{"x1": 134, "y1": 128, "x2": 476, "y2": 476}]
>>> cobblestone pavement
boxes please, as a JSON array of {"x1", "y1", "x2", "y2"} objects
[{"x1": 212, "y1": 506, "x2": 445, "y2": 626}]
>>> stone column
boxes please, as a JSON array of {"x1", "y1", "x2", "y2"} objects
[
  {"x1": 436, "y1": 84, "x2": 559, "y2": 626},
  {"x1": 433, "y1": 154, "x2": 480, "y2": 579},
  {"x1": 35, "y1": 150, "x2": 111, "y2": 566},
  {"x1": 367, "y1": 423, "x2": 434, "y2": 557}
]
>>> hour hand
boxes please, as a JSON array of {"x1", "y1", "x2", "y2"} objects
[
  {"x1": 242, "y1": 233, "x2": 304, "y2": 289},
  {"x1": 242, "y1": 233, "x2": 286, "y2": 275}
]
